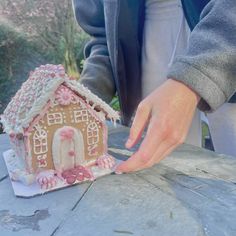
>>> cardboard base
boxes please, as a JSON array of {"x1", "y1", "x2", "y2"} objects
[{"x1": 3, "y1": 149, "x2": 119, "y2": 198}]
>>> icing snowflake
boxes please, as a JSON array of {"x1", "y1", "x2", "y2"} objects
[{"x1": 55, "y1": 86, "x2": 74, "y2": 105}]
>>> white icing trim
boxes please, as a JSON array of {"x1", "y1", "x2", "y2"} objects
[
  {"x1": 87, "y1": 122, "x2": 99, "y2": 145},
  {"x1": 33, "y1": 126, "x2": 48, "y2": 155},
  {"x1": 11, "y1": 169, "x2": 36, "y2": 186},
  {"x1": 65, "y1": 80, "x2": 120, "y2": 122},
  {"x1": 88, "y1": 144, "x2": 99, "y2": 156},
  {"x1": 73, "y1": 109, "x2": 89, "y2": 123}
]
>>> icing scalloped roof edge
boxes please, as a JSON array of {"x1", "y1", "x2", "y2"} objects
[{"x1": 1, "y1": 64, "x2": 120, "y2": 134}]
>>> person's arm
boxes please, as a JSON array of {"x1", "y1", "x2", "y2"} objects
[
  {"x1": 116, "y1": 0, "x2": 236, "y2": 173},
  {"x1": 168, "y1": 0, "x2": 236, "y2": 112},
  {"x1": 73, "y1": 0, "x2": 115, "y2": 104},
  {"x1": 115, "y1": 79, "x2": 199, "y2": 173}
]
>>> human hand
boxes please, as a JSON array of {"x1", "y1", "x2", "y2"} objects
[{"x1": 115, "y1": 79, "x2": 200, "y2": 173}]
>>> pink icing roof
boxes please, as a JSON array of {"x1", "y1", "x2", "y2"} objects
[{"x1": 2, "y1": 64, "x2": 119, "y2": 133}]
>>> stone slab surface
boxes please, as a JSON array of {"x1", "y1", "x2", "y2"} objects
[
  {"x1": 0, "y1": 134, "x2": 10, "y2": 180},
  {"x1": 0, "y1": 176, "x2": 91, "y2": 236},
  {"x1": 55, "y1": 174, "x2": 204, "y2": 236},
  {"x1": 1, "y1": 126, "x2": 236, "y2": 236}
]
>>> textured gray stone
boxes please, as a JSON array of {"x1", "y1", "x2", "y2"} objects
[
  {"x1": 1, "y1": 126, "x2": 236, "y2": 236},
  {"x1": 0, "y1": 134, "x2": 10, "y2": 180},
  {"x1": 55, "y1": 174, "x2": 205, "y2": 236},
  {"x1": 0, "y1": 177, "x2": 91, "y2": 236}
]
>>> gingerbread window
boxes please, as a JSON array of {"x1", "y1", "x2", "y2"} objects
[
  {"x1": 33, "y1": 129, "x2": 48, "y2": 154},
  {"x1": 74, "y1": 109, "x2": 89, "y2": 123},
  {"x1": 87, "y1": 122, "x2": 99, "y2": 145},
  {"x1": 47, "y1": 113, "x2": 63, "y2": 125}
]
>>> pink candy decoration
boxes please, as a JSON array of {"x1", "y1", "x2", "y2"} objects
[
  {"x1": 66, "y1": 175, "x2": 77, "y2": 184},
  {"x1": 39, "y1": 159, "x2": 47, "y2": 166},
  {"x1": 96, "y1": 155, "x2": 116, "y2": 169},
  {"x1": 61, "y1": 165, "x2": 94, "y2": 185},
  {"x1": 55, "y1": 86, "x2": 73, "y2": 105},
  {"x1": 36, "y1": 170, "x2": 57, "y2": 190},
  {"x1": 9, "y1": 132, "x2": 15, "y2": 139}
]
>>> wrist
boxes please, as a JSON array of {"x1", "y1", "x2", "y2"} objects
[{"x1": 168, "y1": 78, "x2": 201, "y2": 104}]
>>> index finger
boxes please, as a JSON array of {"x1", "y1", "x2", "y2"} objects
[
  {"x1": 126, "y1": 102, "x2": 151, "y2": 148},
  {"x1": 116, "y1": 118, "x2": 167, "y2": 173}
]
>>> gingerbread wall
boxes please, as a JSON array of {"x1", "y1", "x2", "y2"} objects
[{"x1": 28, "y1": 92, "x2": 106, "y2": 173}]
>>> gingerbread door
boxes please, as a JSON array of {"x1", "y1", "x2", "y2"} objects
[{"x1": 52, "y1": 126, "x2": 85, "y2": 172}]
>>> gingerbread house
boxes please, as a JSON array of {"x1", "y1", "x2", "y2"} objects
[{"x1": 1, "y1": 64, "x2": 119, "y2": 191}]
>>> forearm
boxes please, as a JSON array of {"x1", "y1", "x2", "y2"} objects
[
  {"x1": 73, "y1": 0, "x2": 116, "y2": 103},
  {"x1": 80, "y1": 40, "x2": 116, "y2": 104},
  {"x1": 167, "y1": 0, "x2": 236, "y2": 112}
]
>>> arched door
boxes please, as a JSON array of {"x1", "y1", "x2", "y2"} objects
[{"x1": 52, "y1": 126, "x2": 84, "y2": 172}]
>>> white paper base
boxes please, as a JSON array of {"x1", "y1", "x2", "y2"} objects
[{"x1": 3, "y1": 149, "x2": 120, "y2": 198}]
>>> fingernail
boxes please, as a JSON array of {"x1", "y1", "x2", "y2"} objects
[
  {"x1": 114, "y1": 164, "x2": 123, "y2": 175},
  {"x1": 115, "y1": 170, "x2": 123, "y2": 175}
]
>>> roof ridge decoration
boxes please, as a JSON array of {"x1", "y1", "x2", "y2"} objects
[{"x1": 2, "y1": 64, "x2": 120, "y2": 133}]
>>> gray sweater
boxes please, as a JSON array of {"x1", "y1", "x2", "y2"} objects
[
  {"x1": 168, "y1": 0, "x2": 236, "y2": 112},
  {"x1": 74, "y1": 0, "x2": 236, "y2": 123}
]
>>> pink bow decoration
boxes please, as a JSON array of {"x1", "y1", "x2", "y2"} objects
[{"x1": 60, "y1": 128, "x2": 74, "y2": 141}]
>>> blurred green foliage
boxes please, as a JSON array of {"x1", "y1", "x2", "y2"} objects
[
  {"x1": 0, "y1": 22, "x2": 89, "y2": 114},
  {"x1": 0, "y1": 23, "x2": 44, "y2": 113}
]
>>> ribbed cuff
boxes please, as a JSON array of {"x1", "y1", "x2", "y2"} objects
[{"x1": 167, "y1": 61, "x2": 227, "y2": 112}]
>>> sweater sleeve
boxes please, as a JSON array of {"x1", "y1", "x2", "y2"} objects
[
  {"x1": 167, "y1": 0, "x2": 236, "y2": 112},
  {"x1": 73, "y1": 0, "x2": 116, "y2": 104}
]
